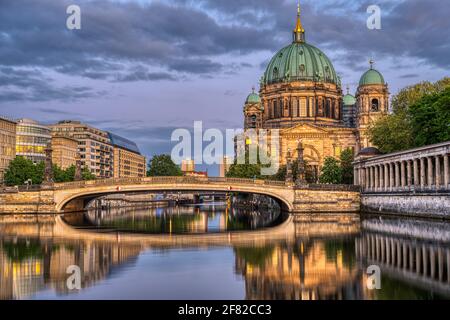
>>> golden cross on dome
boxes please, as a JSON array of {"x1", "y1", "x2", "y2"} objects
[{"x1": 369, "y1": 58, "x2": 375, "y2": 69}]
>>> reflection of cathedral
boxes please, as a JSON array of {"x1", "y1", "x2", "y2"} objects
[{"x1": 242, "y1": 4, "x2": 389, "y2": 177}]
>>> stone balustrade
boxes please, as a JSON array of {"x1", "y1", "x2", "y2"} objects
[{"x1": 354, "y1": 141, "x2": 450, "y2": 193}]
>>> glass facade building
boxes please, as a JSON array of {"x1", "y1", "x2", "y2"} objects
[{"x1": 15, "y1": 118, "x2": 51, "y2": 163}]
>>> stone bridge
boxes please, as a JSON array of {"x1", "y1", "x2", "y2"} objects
[{"x1": 0, "y1": 177, "x2": 360, "y2": 214}]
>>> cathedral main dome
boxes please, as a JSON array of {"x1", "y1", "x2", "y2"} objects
[{"x1": 263, "y1": 42, "x2": 339, "y2": 85}]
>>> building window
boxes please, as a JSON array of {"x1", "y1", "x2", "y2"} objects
[{"x1": 371, "y1": 98, "x2": 379, "y2": 111}]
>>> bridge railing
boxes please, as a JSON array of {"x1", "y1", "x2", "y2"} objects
[{"x1": 49, "y1": 176, "x2": 290, "y2": 190}]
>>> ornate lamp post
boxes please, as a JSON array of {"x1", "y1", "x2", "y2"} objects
[
  {"x1": 286, "y1": 148, "x2": 294, "y2": 184},
  {"x1": 296, "y1": 140, "x2": 307, "y2": 185},
  {"x1": 42, "y1": 143, "x2": 54, "y2": 188},
  {"x1": 74, "y1": 154, "x2": 82, "y2": 181}
]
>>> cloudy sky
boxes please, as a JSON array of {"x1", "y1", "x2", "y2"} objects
[{"x1": 0, "y1": 0, "x2": 449, "y2": 175}]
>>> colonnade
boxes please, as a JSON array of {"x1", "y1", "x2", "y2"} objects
[
  {"x1": 354, "y1": 142, "x2": 450, "y2": 192},
  {"x1": 356, "y1": 233, "x2": 450, "y2": 285}
]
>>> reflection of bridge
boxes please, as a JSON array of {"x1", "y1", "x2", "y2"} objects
[
  {"x1": 356, "y1": 229, "x2": 450, "y2": 297},
  {"x1": 0, "y1": 177, "x2": 360, "y2": 214}
]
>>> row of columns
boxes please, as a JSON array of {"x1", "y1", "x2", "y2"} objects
[
  {"x1": 356, "y1": 234, "x2": 450, "y2": 283},
  {"x1": 355, "y1": 154, "x2": 450, "y2": 192}
]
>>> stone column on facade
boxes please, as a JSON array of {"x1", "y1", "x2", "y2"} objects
[
  {"x1": 406, "y1": 160, "x2": 412, "y2": 190},
  {"x1": 415, "y1": 246, "x2": 421, "y2": 274},
  {"x1": 384, "y1": 164, "x2": 389, "y2": 192},
  {"x1": 444, "y1": 154, "x2": 449, "y2": 190},
  {"x1": 365, "y1": 167, "x2": 370, "y2": 191},
  {"x1": 370, "y1": 166, "x2": 375, "y2": 191},
  {"x1": 374, "y1": 166, "x2": 379, "y2": 191},
  {"x1": 389, "y1": 163, "x2": 394, "y2": 192},
  {"x1": 400, "y1": 161, "x2": 406, "y2": 190},
  {"x1": 427, "y1": 157, "x2": 434, "y2": 189},
  {"x1": 422, "y1": 245, "x2": 428, "y2": 276},
  {"x1": 395, "y1": 162, "x2": 400, "y2": 191},
  {"x1": 74, "y1": 155, "x2": 83, "y2": 181},
  {"x1": 420, "y1": 158, "x2": 426, "y2": 190},
  {"x1": 413, "y1": 158, "x2": 419, "y2": 189},
  {"x1": 379, "y1": 165, "x2": 384, "y2": 192},
  {"x1": 295, "y1": 141, "x2": 306, "y2": 185},
  {"x1": 435, "y1": 156, "x2": 441, "y2": 189}
]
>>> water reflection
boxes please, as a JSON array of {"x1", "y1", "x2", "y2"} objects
[
  {"x1": 0, "y1": 209, "x2": 448, "y2": 300},
  {"x1": 70, "y1": 203, "x2": 282, "y2": 234}
]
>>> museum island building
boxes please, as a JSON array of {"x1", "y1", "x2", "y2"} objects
[{"x1": 242, "y1": 5, "x2": 389, "y2": 181}]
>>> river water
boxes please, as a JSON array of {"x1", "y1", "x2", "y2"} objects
[{"x1": 0, "y1": 203, "x2": 449, "y2": 300}]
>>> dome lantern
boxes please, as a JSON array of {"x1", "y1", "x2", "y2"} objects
[{"x1": 293, "y1": 1, "x2": 305, "y2": 43}]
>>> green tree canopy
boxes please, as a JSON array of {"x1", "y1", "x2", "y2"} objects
[
  {"x1": 4, "y1": 157, "x2": 44, "y2": 186},
  {"x1": 368, "y1": 77, "x2": 450, "y2": 153},
  {"x1": 4, "y1": 157, "x2": 95, "y2": 186},
  {"x1": 147, "y1": 154, "x2": 182, "y2": 177},
  {"x1": 319, "y1": 157, "x2": 342, "y2": 184},
  {"x1": 340, "y1": 148, "x2": 354, "y2": 185}
]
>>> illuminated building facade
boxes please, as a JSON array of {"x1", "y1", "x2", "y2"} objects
[
  {"x1": 15, "y1": 118, "x2": 51, "y2": 163},
  {"x1": 0, "y1": 117, "x2": 16, "y2": 183},
  {"x1": 51, "y1": 136, "x2": 79, "y2": 169}
]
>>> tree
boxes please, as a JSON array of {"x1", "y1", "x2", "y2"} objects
[
  {"x1": 4, "y1": 157, "x2": 44, "y2": 186},
  {"x1": 147, "y1": 154, "x2": 182, "y2": 177},
  {"x1": 319, "y1": 157, "x2": 342, "y2": 184},
  {"x1": 368, "y1": 77, "x2": 450, "y2": 153},
  {"x1": 340, "y1": 148, "x2": 354, "y2": 185},
  {"x1": 226, "y1": 163, "x2": 262, "y2": 179},
  {"x1": 63, "y1": 165, "x2": 96, "y2": 181},
  {"x1": 409, "y1": 87, "x2": 450, "y2": 147}
]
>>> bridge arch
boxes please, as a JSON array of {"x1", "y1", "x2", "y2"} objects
[{"x1": 54, "y1": 177, "x2": 295, "y2": 213}]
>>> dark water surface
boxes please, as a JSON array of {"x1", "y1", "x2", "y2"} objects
[{"x1": 0, "y1": 204, "x2": 449, "y2": 300}]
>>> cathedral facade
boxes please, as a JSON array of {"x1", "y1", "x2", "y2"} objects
[{"x1": 242, "y1": 5, "x2": 389, "y2": 181}]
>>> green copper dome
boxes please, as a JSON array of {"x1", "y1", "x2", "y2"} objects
[
  {"x1": 359, "y1": 68, "x2": 385, "y2": 86},
  {"x1": 245, "y1": 89, "x2": 261, "y2": 104},
  {"x1": 263, "y1": 42, "x2": 339, "y2": 85},
  {"x1": 343, "y1": 94, "x2": 356, "y2": 105}
]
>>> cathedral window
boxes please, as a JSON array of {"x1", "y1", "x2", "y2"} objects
[{"x1": 371, "y1": 98, "x2": 379, "y2": 111}]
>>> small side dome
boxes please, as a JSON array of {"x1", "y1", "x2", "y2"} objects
[
  {"x1": 359, "y1": 69, "x2": 385, "y2": 86},
  {"x1": 343, "y1": 94, "x2": 356, "y2": 105},
  {"x1": 245, "y1": 88, "x2": 261, "y2": 104},
  {"x1": 357, "y1": 147, "x2": 382, "y2": 157}
]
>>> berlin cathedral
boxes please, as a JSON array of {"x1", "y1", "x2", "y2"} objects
[{"x1": 242, "y1": 4, "x2": 389, "y2": 180}]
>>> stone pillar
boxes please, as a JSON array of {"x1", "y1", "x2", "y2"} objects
[
  {"x1": 365, "y1": 167, "x2": 370, "y2": 190},
  {"x1": 415, "y1": 247, "x2": 421, "y2": 274},
  {"x1": 427, "y1": 157, "x2": 434, "y2": 189},
  {"x1": 406, "y1": 160, "x2": 412, "y2": 190},
  {"x1": 395, "y1": 162, "x2": 400, "y2": 191},
  {"x1": 42, "y1": 143, "x2": 54, "y2": 186},
  {"x1": 374, "y1": 166, "x2": 379, "y2": 191},
  {"x1": 389, "y1": 163, "x2": 395, "y2": 191},
  {"x1": 420, "y1": 158, "x2": 426, "y2": 189},
  {"x1": 438, "y1": 248, "x2": 444, "y2": 282},
  {"x1": 296, "y1": 141, "x2": 306, "y2": 185},
  {"x1": 430, "y1": 248, "x2": 435, "y2": 279},
  {"x1": 413, "y1": 158, "x2": 419, "y2": 189},
  {"x1": 379, "y1": 165, "x2": 384, "y2": 192},
  {"x1": 370, "y1": 166, "x2": 374, "y2": 191},
  {"x1": 383, "y1": 164, "x2": 388, "y2": 191},
  {"x1": 400, "y1": 161, "x2": 406, "y2": 190},
  {"x1": 74, "y1": 155, "x2": 83, "y2": 181},
  {"x1": 435, "y1": 156, "x2": 441, "y2": 189},
  {"x1": 422, "y1": 245, "x2": 428, "y2": 276},
  {"x1": 444, "y1": 154, "x2": 449, "y2": 190}
]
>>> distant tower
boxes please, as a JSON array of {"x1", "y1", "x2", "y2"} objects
[
  {"x1": 342, "y1": 85, "x2": 356, "y2": 128},
  {"x1": 356, "y1": 59, "x2": 389, "y2": 151},
  {"x1": 243, "y1": 87, "x2": 263, "y2": 130}
]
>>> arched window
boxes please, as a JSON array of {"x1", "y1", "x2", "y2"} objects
[
  {"x1": 371, "y1": 98, "x2": 379, "y2": 111},
  {"x1": 299, "y1": 64, "x2": 305, "y2": 76}
]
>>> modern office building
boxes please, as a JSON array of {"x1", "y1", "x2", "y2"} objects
[
  {"x1": 51, "y1": 136, "x2": 79, "y2": 169},
  {"x1": 0, "y1": 117, "x2": 16, "y2": 183},
  {"x1": 15, "y1": 118, "x2": 51, "y2": 164},
  {"x1": 51, "y1": 121, "x2": 114, "y2": 178},
  {"x1": 107, "y1": 132, "x2": 146, "y2": 178}
]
